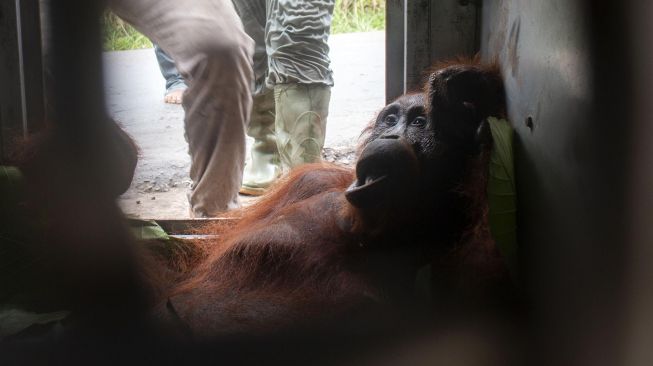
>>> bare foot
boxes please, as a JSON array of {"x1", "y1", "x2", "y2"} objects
[{"x1": 164, "y1": 88, "x2": 185, "y2": 104}]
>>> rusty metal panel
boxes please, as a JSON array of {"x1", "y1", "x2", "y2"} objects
[
  {"x1": 622, "y1": 2, "x2": 653, "y2": 363},
  {"x1": 409, "y1": 0, "x2": 478, "y2": 90},
  {"x1": 45, "y1": 0, "x2": 106, "y2": 142},
  {"x1": 0, "y1": 0, "x2": 44, "y2": 162},
  {"x1": 404, "y1": 0, "x2": 430, "y2": 92},
  {"x1": 387, "y1": 0, "x2": 479, "y2": 101},
  {"x1": 429, "y1": 0, "x2": 478, "y2": 62},
  {"x1": 0, "y1": 1, "x2": 23, "y2": 161},
  {"x1": 481, "y1": 1, "x2": 634, "y2": 364},
  {"x1": 18, "y1": 0, "x2": 45, "y2": 137},
  {"x1": 385, "y1": 0, "x2": 405, "y2": 103}
]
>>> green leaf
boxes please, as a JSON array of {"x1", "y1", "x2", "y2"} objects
[
  {"x1": 0, "y1": 165, "x2": 25, "y2": 208},
  {"x1": 0, "y1": 308, "x2": 69, "y2": 339},
  {"x1": 0, "y1": 166, "x2": 36, "y2": 303},
  {"x1": 487, "y1": 118, "x2": 518, "y2": 278},
  {"x1": 128, "y1": 219, "x2": 170, "y2": 241}
]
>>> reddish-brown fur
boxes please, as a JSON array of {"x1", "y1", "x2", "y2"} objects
[
  {"x1": 148, "y1": 60, "x2": 510, "y2": 337},
  {"x1": 7, "y1": 59, "x2": 509, "y2": 337},
  {"x1": 163, "y1": 164, "x2": 395, "y2": 335}
]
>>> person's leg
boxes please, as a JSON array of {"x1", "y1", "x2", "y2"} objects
[
  {"x1": 232, "y1": 0, "x2": 281, "y2": 195},
  {"x1": 231, "y1": 0, "x2": 268, "y2": 95},
  {"x1": 239, "y1": 90, "x2": 279, "y2": 195},
  {"x1": 274, "y1": 83, "x2": 330, "y2": 167},
  {"x1": 153, "y1": 44, "x2": 187, "y2": 104},
  {"x1": 265, "y1": 0, "x2": 335, "y2": 170},
  {"x1": 109, "y1": 0, "x2": 254, "y2": 217}
]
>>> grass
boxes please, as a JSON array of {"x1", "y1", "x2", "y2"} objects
[
  {"x1": 103, "y1": 0, "x2": 384, "y2": 51},
  {"x1": 102, "y1": 12, "x2": 152, "y2": 51},
  {"x1": 332, "y1": 0, "x2": 385, "y2": 34}
]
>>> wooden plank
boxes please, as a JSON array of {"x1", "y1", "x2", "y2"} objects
[
  {"x1": 155, "y1": 218, "x2": 237, "y2": 235},
  {"x1": 170, "y1": 235, "x2": 220, "y2": 240}
]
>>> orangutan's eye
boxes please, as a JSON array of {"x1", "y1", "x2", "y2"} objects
[
  {"x1": 411, "y1": 116, "x2": 426, "y2": 127},
  {"x1": 384, "y1": 114, "x2": 398, "y2": 126}
]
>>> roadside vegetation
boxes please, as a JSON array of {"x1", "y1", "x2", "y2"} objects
[
  {"x1": 102, "y1": 12, "x2": 152, "y2": 51},
  {"x1": 332, "y1": 0, "x2": 385, "y2": 34},
  {"x1": 103, "y1": 0, "x2": 385, "y2": 51}
]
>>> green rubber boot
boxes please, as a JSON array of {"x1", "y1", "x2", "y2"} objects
[
  {"x1": 274, "y1": 84, "x2": 331, "y2": 170},
  {"x1": 240, "y1": 91, "x2": 281, "y2": 196}
]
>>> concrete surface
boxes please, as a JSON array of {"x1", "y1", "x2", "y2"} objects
[{"x1": 104, "y1": 31, "x2": 385, "y2": 219}]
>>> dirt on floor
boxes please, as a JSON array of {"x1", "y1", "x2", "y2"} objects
[{"x1": 119, "y1": 146, "x2": 358, "y2": 219}]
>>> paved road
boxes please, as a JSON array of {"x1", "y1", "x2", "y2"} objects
[{"x1": 105, "y1": 31, "x2": 385, "y2": 218}]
